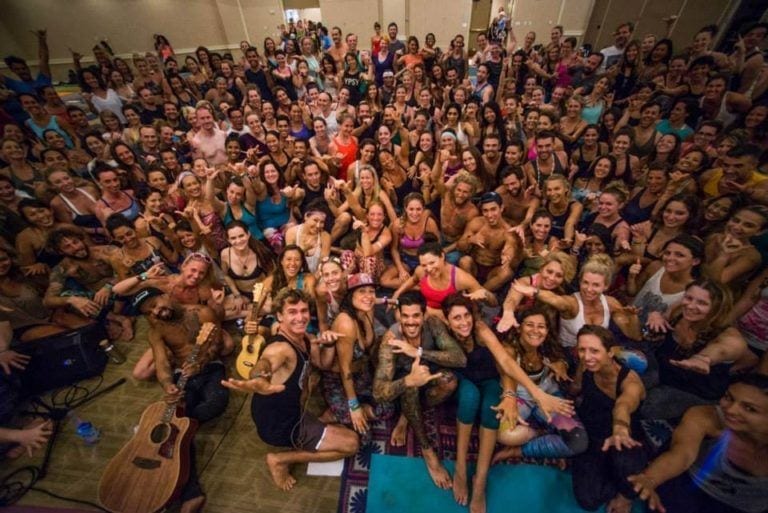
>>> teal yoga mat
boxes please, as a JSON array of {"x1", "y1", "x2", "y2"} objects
[{"x1": 366, "y1": 454, "x2": 645, "y2": 513}]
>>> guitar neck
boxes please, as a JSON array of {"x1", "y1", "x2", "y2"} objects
[
  {"x1": 162, "y1": 345, "x2": 202, "y2": 422},
  {"x1": 247, "y1": 285, "x2": 268, "y2": 325}
]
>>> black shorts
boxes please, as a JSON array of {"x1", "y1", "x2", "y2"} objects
[{"x1": 256, "y1": 411, "x2": 327, "y2": 451}]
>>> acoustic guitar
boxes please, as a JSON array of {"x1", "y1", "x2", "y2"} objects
[
  {"x1": 98, "y1": 322, "x2": 216, "y2": 513},
  {"x1": 235, "y1": 282, "x2": 268, "y2": 379}
]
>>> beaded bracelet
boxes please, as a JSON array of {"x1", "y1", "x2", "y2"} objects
[
  {"x1": 501, "y1": 389, "x2": 518, "y2": 399},
  {"x1": 348, "y1": 398, "x2": 361, "y2": 411}
]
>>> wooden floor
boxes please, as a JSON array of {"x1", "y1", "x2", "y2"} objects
[{"x1": 4, "y1": 318, "x2": 342, "y2": 513}]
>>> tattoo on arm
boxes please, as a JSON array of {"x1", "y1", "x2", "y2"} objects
[
  {"x1": 421, "y1": 318, "x2": 467, "y2": 368},
  {"x1": 373, "y1": 336, "x2": 408, "y2": 401}
]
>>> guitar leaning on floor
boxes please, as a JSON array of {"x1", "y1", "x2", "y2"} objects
[
  {"x1": 98, "y1": 323, "x2": 216, "y2": 513},
  {"x1": 235, "y1": 282, "x2": 269, "y2": 379}
]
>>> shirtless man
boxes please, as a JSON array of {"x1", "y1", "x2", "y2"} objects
[
  {"x1": 190, "y1": 104, "x2": 227, "y2": 166},
  {"x1": 43, "y1": 228, "x2": 132, "y2": 339},
  {"x1": 437, "y1": 171, "x2": 480, "y2": 264},
  {"x1": 457, "y1": 192, "x2": 520, "y2": 291},
  {"x1": 136, "y1": 290, "x2": 229, "y2": 513},
  {"x1": 374, "y1": 293, "x2": 466, "y2": 489},
  {"x1": 327, "y1": 27, "x2": 348, "y2": 70},
  {"x1": 495, "y1": 166, "x2": 539, "y2": 229},
  {"x1": 111, "y1": 255, "x2": 231, "y2": 379},
  {"x1": 222, "y1": 289, "x2": 359, "y2": 491}
]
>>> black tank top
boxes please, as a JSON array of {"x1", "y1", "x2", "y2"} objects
[
  {"x1": 656, "y1": 329, "x2": 730, "y2": 401},
  {"x1": 622, "y1": 189, "x2": 655, "y2": 224},
  {"x1": 548, "y1": 200, "x2": 575, "y2": 240},
  {"x1": 577, "y1": 365, "x2": 641, "y2": 441},
  {"x1": 531, "y1": 155, "x2": 566, "y2": 189},
  {"x1": 250, "y1": 333, "x2": 310, "y2": 447},
  {"x1": 462, "y1": 337, "x2": 500, "y2": 383}
]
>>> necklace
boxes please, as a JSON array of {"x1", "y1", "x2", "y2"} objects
[{"x1": 233, "y1": 249, "x2": 254, "y2": 274}]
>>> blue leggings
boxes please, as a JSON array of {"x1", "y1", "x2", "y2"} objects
[{"x1": 456, "y1": 378, "x2": 501, "y2": 429}]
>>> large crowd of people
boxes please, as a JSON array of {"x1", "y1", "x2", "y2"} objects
[{"x1": 1, "y1": 11, "x2": 768, "y2": 513}]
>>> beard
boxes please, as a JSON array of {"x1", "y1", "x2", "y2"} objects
[{"x1": 65, "y1": 246, "x2": 90, "y2": 260}]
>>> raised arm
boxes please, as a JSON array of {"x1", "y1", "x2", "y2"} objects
[{"x1": 628, "y1": 406, "x2": 720, "y2": 512}]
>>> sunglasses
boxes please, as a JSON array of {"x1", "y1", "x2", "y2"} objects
[{"x1": 183, "y1": 252, "x2": 213, "y2": 265}]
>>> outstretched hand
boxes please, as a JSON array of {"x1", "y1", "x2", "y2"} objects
[
  {"x1": 628, "y1": 474, "x2": 666, "y2": 512},
  {"x1": 221, "y1": 376, "x2": 286, "y2": 395}
]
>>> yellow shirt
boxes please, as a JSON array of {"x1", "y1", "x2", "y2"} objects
[{"x1": 702, "y1": 168, "x2": 768, "y2": 198}]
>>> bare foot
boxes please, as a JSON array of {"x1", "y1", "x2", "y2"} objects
[
  {"x1": 607, "y1": 493, "x2": 632, "y2": 513},
  {"x1": 491, "y1": 445, "x2": 522, "y2": 465},
  {"x1": 452, "y1": 466, "x2": 468, "y2": 505},
  {"x1": 423, "y1": 449, "x2": 452, "y2": 489},
  {"x1": 180, "y1": 495, "x2": 205, "y2": 513},
  {"x1": 469, "y1": 476, "x2": 487, "y2": 513},
  {"x1": 390, "y1": 413, "x2": 408, "y2": 447},
  {"x1": 266, "y1": 453, "x2": 297, "y2": 491}
]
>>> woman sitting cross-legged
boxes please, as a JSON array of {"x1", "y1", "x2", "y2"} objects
[{"x1": 492, "y1": 307, "x2": 588, "y2": 465}]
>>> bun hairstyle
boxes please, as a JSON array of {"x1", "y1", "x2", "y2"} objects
[
  {"x1": 601, "y1": 180, "x2": 629, "y2": 204},
  {"x1": 580, "y1": 253, "x2": 615, "y2": 285}
]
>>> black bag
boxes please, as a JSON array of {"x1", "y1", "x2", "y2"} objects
[{"x1": 12, "y1": 323, "x2": 109, "y2": 396}]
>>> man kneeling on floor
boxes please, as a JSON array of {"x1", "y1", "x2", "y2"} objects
[{"x1": 222, "y1": 288, "x2": 359, "y2": 491}]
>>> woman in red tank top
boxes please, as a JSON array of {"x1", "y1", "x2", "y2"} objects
[
  {"x1": 330, "y1": 114, "x2": 358, "y2": 181},
  {"x1": 391, "y1": 241, "x2": 496, "y2": 319}
]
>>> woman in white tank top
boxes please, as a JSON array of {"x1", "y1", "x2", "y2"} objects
[
  {"x1": 511, "y1": 255, "x2": 641, "y2": 353},
  {"x1": 627, "y1": 235, "x2": 702, "y2": 324}
]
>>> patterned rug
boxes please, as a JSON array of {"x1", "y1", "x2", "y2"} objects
[{"x1": 337, "y1": 400, "x2": 569, "y2": 513}]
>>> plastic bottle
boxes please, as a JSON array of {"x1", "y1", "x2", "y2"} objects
[
  {"x1": 69, "y1": 412, "x2": 100, "y2": 445},
  {"x1": 99, "y1": 339, "x2": 126, "y2": 364}
]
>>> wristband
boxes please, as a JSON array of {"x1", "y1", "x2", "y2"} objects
[
  {"x1": 103, "y1": 283, "x2": 114, "y2": 290},
  {"x1": 139, "y1": 272, "x2": 148, "y2": 282},
  {"x1": 502, "y1": 389, "x2": 518, "y2": 399},
  {"x1": 613, "y1": 419, "x2": 630, "y2": 428},
  {"x1": 348, "y1": 398, "x2": 361, "y2": 411}
]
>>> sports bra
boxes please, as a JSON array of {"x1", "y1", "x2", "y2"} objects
[
  {"x1": 226, "y1": 247, "x2": 265, "y2": 281},
  {"x1": 419, "y1": 265, "x2": 458, "y2": 309},
  {"x1": 400, "y1": 216, "x2": 429, "y2": 251},
  {"x1": 100, "y1": 192, "x2": 141, "y2": 222}
]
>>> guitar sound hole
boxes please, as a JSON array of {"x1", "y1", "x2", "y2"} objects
[
  {"x1": 246, "y1": 345, "x2": 254, "y2": 354},
  {"x1": 150, "y1": 423, "x2": 170, "y2": 443}
]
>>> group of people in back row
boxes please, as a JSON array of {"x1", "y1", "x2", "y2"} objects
[{"x1": 0, "y1": 13, "x2": 767, "y2": 513}]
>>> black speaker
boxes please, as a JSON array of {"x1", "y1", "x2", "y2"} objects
[{"x1": 12, "y1": 323, "x2": 109, "y2": 396}]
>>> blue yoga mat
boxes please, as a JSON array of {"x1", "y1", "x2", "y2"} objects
[{"x1": 366, "y1": 454, "x2": 645, "y2": 513}]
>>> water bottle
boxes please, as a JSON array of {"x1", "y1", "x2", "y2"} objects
[
  {"x1": 99, "y1": 339, "x2": 126, "y2": 364},
  {"x1": 69, "y1": 412, "x2": 100, "y2": 445}
]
